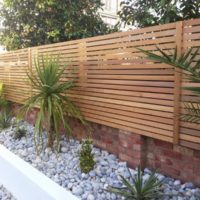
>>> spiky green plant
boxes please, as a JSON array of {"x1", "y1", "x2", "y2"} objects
[
  {"x1": 138, "y1": 46, "x2": 200, "y2": 123},
  {"x1": 0, "y1": 82, "x2": 10, "y2": 112},
  {"x1": 0, "y1": 82, "x2": 13, "y2": 130},
  {"x1": 108, "y1": 167, "x2": 163, "y2": 200},
  {"x1": 14, "y1": 126, "x2": 27, "y2": 140},
  {"x1": 20, "y1": 55, "x2": 84, "y2": 151},
  {"x1": 0, "y1": 109, "x2": 12, "y2": 130}
]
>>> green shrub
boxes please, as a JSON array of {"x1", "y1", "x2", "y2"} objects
[
  {"x1": 0, "y1": 83, "x2": 10, "y2": 113},
  {"x1": 0, "y1": 83, "x2": 13, "y2": 131},
  {"x1": 108, "y1": 166, "x2": 163, "y2": 200},
  {"x1": 0, "y1": 109, "x2": 12, "y2": 130},
  {"x1": 14, "y1": 127, "x2": 26, "y2": 140},
  {"x1": 79, "y1": 138, "x2": 95, "y2": 173},
  {"x1": 0, "y1": 82, "x2": 5, "y2": 98}
]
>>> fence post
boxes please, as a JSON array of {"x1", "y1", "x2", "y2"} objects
[
  {"x1": 28, "y1": 48, "x2": 33, "y2": 98},
  {"x1": 78, "y1": 42, "x2": 87, "y2": 87},
  {"x1": 173, "y1": 21, "x2": 183, "y2": 144}
]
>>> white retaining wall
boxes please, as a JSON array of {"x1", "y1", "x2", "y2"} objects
[{"x1": 0, "y1": 144, "x2": 78, "y2": 200}]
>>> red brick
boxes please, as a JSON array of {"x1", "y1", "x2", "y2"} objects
[
  {"x1": 133, "y1": 144, "x2": 141, "y2": 151},
  {"x1": 155, "y1": 161, "x2": 162, "y2": 169},
  {"x1": 165, "y1": 158, "x2": 173, "y2": 165},
  {"x1": 154, "y1": 140, "x2": 173, "y2": 149},
  {"x1": 194, "y1": 150, "x2": 200, "y2": 159},
  {"x1": 147, "y1": 152, "x2": 154, "y2": 159},
  {"x1": 102, "y1": 134, "x2": 114, "y2": 144},
  {"x1": 161, "y1": 165, "x2": 181, "y2": 177},
  {"x1": 119, "y1": 139, "x2": 132, "y2": 148},
  {"x1": 119, "y1": 153, "x2": 141, "y2": 168},
  {"x1": 146, "y1": 160, "x2": 155, "y2": 169},
  {"x1": 173, "y1": 145, "x2": 194, "y2": 156},
  {"x1": 118, "y1": 153, "x2": 131, "y2": 162},
  {"x1": 163, "y1": 150, "x2": 182, "y2": 160},
  {"x1": 194, "y1": 167, "x2": 200, "y2": 176},
  {"x1": 131, "y1": 151, "x2": 142, "y2": 159}
]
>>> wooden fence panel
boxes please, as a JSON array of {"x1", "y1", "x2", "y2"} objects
[
  {"x1": 0, "y1": 18, "x2": 200, "y2": 149},
  {"x1": 29, "y1": 22, "x2": 177, "y2": 143},
  {"x1": 179, "y1": 19, "x2": 200, "y2": 150},
  {"x1": 0, "y1": 49, "x2": 30, "y2": 103}
]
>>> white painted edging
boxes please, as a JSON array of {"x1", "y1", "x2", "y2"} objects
[{"x1": 0, "y1": 144, "x2": 78, "y2": 200}]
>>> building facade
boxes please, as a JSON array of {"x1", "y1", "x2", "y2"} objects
[
  {"x1": 100, "y1": 0, "x2": 133, "y2": 30},
  {"x1": 0, "y1": 18, "x2": 5, "y2": 52},
  {"x1": 100, "y1": 0, "x2": 121, "y2": 28}
]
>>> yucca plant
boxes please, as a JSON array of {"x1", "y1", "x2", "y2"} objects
[
  {"x1": 138, "y1": 46, "x2": 200, "y2": 123},
  {"x1": 108, "y1": 167, "x2": 163, "y2": 200},
  {"x1": 14, "y1": 126, "x2": 27, "y2": 140},
  {"x1": 0, "y1": 82, "x2": 13, "y2": 130},
  {"x1": 0, "y1": 109, "x2": 12, "y2": 130},
  {"x1": 20, "y1": 55, "x2": 84, "y2": 151},
  {"x1": 0, "y1": 82, "x2": 10, "y2": 111},
  {"x1": 0, "y1": 82, "x2": 5, "y2": 97}
]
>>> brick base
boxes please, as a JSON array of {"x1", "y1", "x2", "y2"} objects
[
  {"x1": 146, "y1": 139, "x2": 200, "y2": 186},
  {"x1": 11, "y1": 104, "x2": 200, "y2": 186}
]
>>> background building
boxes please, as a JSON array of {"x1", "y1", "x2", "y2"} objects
[
  {"x1": 100, "y1": 0, "x2": 133, "y2": 30},
  {"x1": 0, "y1": 18, "x2": 5, "y2": 52},
  {"x1": 100, "y1": 0, "x2": 121, "y2": 28}
]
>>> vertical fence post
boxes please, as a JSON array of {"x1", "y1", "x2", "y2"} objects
[
  {"x1": 78, "y1": 42, "x2": 87, "y2": 87},
  {"x1": 28, "y1": 48, "x2": 32, "y2": 98},
  {"x1": 173, "y1": 21, "x2": 183, "y2": 144}
]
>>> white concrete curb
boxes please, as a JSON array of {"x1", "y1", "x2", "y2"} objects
[{"x1": 0, "y1": 144, "x2": 78, "y2": 200}]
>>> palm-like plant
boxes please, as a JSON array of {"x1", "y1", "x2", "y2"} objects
[
  {"x1": 0, "y1": 82, "x2": 10, "y2": 110},
  {"x1": 138, "y1": 46, "x2": 200, "y2": 123},
  {"x1": 0, "y1": 82, "x2": 12, "y2": 130},
  {"x1": 0, "y1": 109, "x2": 12, "y2": 130},
  {"x1": 108, "y1": 167, "x2": 163, "y2": 200},
  {"x1": 20, "y1": 55, "x2": 84, "y2": 151}
]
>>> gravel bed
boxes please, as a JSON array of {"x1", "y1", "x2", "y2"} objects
[
  {"x1": 0, "y1": 185, "x2": 16, "y2": 200},
  {"x1": 0, "y1": 121, "x2": 200, "y2": 200}
]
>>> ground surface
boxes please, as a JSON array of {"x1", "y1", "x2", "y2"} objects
[
  {"x1": 0, "y1": 185, "x2": 16, "y2": 200},
  {"x1": 0, "y1": 120, "x2": 200, "y2": 200}
]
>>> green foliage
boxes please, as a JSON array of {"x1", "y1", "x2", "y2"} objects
[
  {"x1": 0, "y1": 0, "x2": 117, "y2": 50},
  {"x1": 0, "y1": 98, "x2": 9, "y2": 109},
  {"x1": 0, "y1": 83, "x2": 4, "y2": 96},
  {"x1": 0, "y1": 82, "x2": 12, "y2": 130},
  {"x1": 14, "y1": 126, "x2": 26, "y2": 140},
  {"x1": 79, "y1": 138, "x2": 95, "y2": 173},
  {"x1": 108, "y1": 167, "x2": 163, "y2": 200},
  {"x1": 139, "y1": 46, "x2": 200, "y2": 123},
  {"x1": 19, "y1": 55, "x2": 84, "y2": 151},
  {"x1": 0, "y1": 109, "x2": 12, "y2": 130},
  {"x1": 118, "y1": 0, "x2": 200, "y2": 28},
  {"x1": 0, "y1": 83, "x2": 9, "y2": 110}
]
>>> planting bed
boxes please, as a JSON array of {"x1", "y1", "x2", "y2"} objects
[
  {"x1": 0, "y1": 120, "x2": 200, "y2": 200},
  {"x1": 0, "y1": 185, "x2": 16, "y2": 200}
]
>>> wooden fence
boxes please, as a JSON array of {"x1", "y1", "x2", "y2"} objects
[{"x1": 0, "y1": 18, "x2": 200, "y2": 150}]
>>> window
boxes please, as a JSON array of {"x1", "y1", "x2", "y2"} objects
[{"x1": 102, "y1": 0, "x2": 118, "y2": 13}]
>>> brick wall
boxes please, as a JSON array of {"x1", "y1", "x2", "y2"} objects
[
  {"x1": 146, "y1": 139, "x2": 200, "y2": 186},
  {"x1": 11, "y1": 104, "x2": 200, "y2": 186}
]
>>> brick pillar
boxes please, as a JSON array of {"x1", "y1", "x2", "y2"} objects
[{"x1": 118, "y1": 130, "x2": 146, "y2": 168}]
